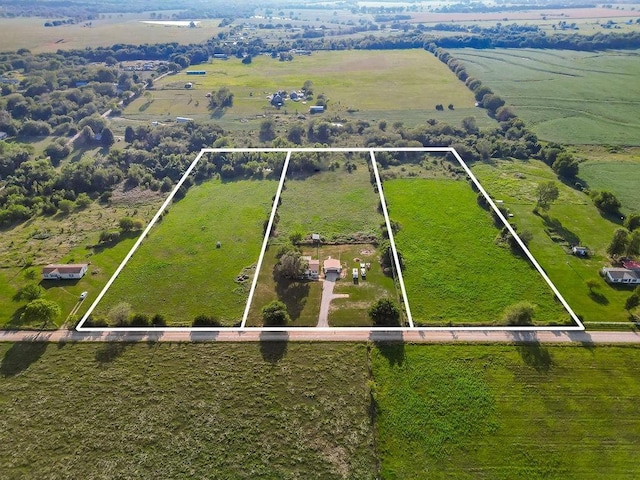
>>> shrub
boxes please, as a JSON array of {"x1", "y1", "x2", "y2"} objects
[
  {"x1": 502, "y1": 302, "x2": 535, "y2": 325},
  {"x1": 151, "y1": 314, "x2": 167, "y2": 327},
  {"x1": 368, "y1": 298, "x2": 401, "y2": 326},
  {"x1": 192, "y1": 315, "x2": 221, "y2": 327},
  {"x1": 262, "y1": 301, "x2": 290, "y2": 326},
  {"x1": 130, "y1": 313, "x2": 150, "y2": 327},
  {"x1": 592, "y1": 190, "x2": 621, "y2": 214}
]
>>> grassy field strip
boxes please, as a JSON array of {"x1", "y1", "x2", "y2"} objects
[
  {"x1": 240, "y1": 151, "x2": 291, "y2": 328},
  {"x1": 78, "y1": 151, "x2": 207, "y2": 329},
  {"x1": 370, "y1": 151, "x2": 413, "y2": 327}
]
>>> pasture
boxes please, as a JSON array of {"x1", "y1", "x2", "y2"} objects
[
  {"x1": 472, "y1": 159, "x2": 633, "y2": 324},
  {"x1": 373, "y1": 344, "x2": 640, "y2": 479},
  {"x1": 451, "y1": 48, "x2": 640, "y2": 145},
  {"x1": 0, "y1": 342, "x2": 376, "y2": 479},
  {"x1": 0, "y1": 186, "x2": 163, "y2": 329},
  {"x1": 125, "y1": 50, "x2": 485, "y2": 129},
  {"x1": 383, "y1": 177, "x2": 570, "y2": 326},
  {"x1": 94, "y1": 178, "x2": 278, "y2": 326},
  {"x1": 0, "y1": 15, "x2": 220, "y2": 53}
]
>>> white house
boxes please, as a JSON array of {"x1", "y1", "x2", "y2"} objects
[
  {"x1": 42, "y1": 264, "x2": 88, "y2": 280},
  {"x1": 303, "y1": 257, "x2": 320, "y2": 280},
  {"x1": 602, "y1": 267, "x2": 640, "y2": 285}
]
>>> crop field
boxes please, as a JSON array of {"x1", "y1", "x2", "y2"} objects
[
  {"x1": 373, "y1": 344, "x2": 640, "y2": 478},
  {"x1": 383, "y1": 178, "x2": 570, "y2": 326},
  {"x1": 93, "y1": 178, "x2": 278, "y2": 326},
  {"x1": 579, "y1": 159, "x2": 640, "y2": 214},
  {"x1": 472, "y1": 159, "x2": 632, "y2": 324},
  {"x1": 0, "y1": 15, "x2": 220, "y2": 53},
  {"x1": 0, "y1": 342, "x2": 376, "y2": 479},
  {"x1": 125, "y1": 50, "x2": 486, "y2": 129},
  {"x1": 451, "y1": 48, "x2": 640, "y2": 145}
]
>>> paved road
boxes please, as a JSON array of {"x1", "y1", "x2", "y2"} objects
[{"x1": 1, "y1": 329, "x2": 640, "y2": 344}]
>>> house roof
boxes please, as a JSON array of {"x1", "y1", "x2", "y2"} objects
[
  {"x1": 308, "y1": 259, "x2": 320, "y2": 272},
  {"x1": 605, "y1": 268, "x2": 639, "y2": 280},
  {"x1": 43, "y1": 264, "x2": 88, "y2": 274},
  {"x1": 324, "y1": 258, "x2": 341, "y2": 270},
  {"x1": 622, "y1": 260, "x2": 640, "y2": 271}
]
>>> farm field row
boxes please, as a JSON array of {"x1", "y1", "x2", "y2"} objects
[
  {"x1": 2, "y1": 342, "x2": 640, "y2": 478},
  {"x1": 82, "y1": 150, "x2": 578, "y2": 328},
  {"x1": 451, "y1": 48, "x2": 640, "y2": 145}
]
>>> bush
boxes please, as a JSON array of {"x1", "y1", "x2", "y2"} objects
[
  {"x1": 262, "y1": 301, "x2": 290, "y2": 326},
  {"x1": 502, "y1": 302, "x2": 535, "y2": 325},
  {"x1": 368, "y1": 298, "x2": 401, "y2": 326},
  {"x1": 192, "y1": 315, "x2": 221, "y2": 327},
  {"x1": 624, "y1": 213, "x2": 640, "y2": 232},
  {"x1": 592, "y1": 190, "x2": 621, "y2": 214},
  {"x1": 151, "y1": 314, "x2": 167, "y2": 326},
  {"x1": 130, "y1": 313, "x2": 150, "y2": 327}
]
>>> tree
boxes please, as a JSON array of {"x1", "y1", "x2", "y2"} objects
[
  {"x1": 379, "y1": 240, "x2": 404, "y2": 277},
  {"x1": 58, "y1": 199, "x2": 75, "y2": 213},
  {"x1": 624, "y1": 213, "x2": 640, "y2": 232},
  {"x1": 242, "y1": 55, "x2": 252, "y2": 64},
  {"x1": 552, "y1": 153, "x2": 579, "y2": 178},
  {"x1": 287, "y1": 124, "x2": 304, "y2": 144},
  {"x1": 502, "y1": 302, "x2": 535, "y2": 325},
  {"x1": 534, "y1": 181, "x2": 559, "y2": 213},
  {"x1": 275, "y1": 250, "x2": 308, "y2": 279},
  {"x1": 607, "y1": 228, "x2": 629, "y2": 257},
  {"x1": 368, "y1": 298, "x2": 401, "y2": 326},
  {"x1": 108, "y1": 302, "x2": 132, "y2": 326},
  {"x1": 21, "y1": 299, "x2": 61, "y2": 326},
  {"x1": 626, "y1": 288, "x2": 640, "y2": 311},
  {"x1": 124, "y1": 126, "x2": 135, "y2": 143},
  {"x1": 259, "y1": 119, "x2": 276, "y2": 142},
  {"x1": 627, "y1": 230, "x2": 640, "y2": 257},
  {"x1": 586, "y1": 279, "x2": 600, "y2": 294},
  {"x1": 14, "y1": 283, "x2": 43, "y2": 302},
  {"x1": 461, "y1": 116, "x2": 478, "y2": 134},
  {"x1": 100, "y1": 127, "x2": 115, "y2": 147},
  {"x1": 592, "y1": 191, "x2": 621, "y2": 214},
  {"x1": 119, "y1": 217, "x2": 135, "y2": 231},
  {"x1": 262, "y1": 300, "x2": 290, "y2": 326},
  {"x1": 208, "y1": 86, "x2": 233, "y2": 111}
]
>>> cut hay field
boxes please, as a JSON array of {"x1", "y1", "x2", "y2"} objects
[
  {"x1": 471, "y1": 159, "x2": 632, "y2": 324},
  {"x1": 451, "y1": 48, "x2": 640, "y2": 145},
  {"x1": 94, "y1": 178, "x2": 278, "y2": 326},
  {"x1": 0, "y1": 16, "x2": 220, "y2": 53},
  {"x1": 373, "y1": 344, "x2": 640, "y2": 479},
  {"x1": 126, "y1": 49, "x2": 487, "y2": 128},
  {"x1": 0, "y1": 342, "x2": 376, "y2": 479},
  {"x1": 383, "y1": 178, "x2": 569, "y2": 326}
]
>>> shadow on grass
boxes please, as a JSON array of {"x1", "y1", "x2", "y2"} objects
[
  {"x1": 588, "y1": 290, "x2": 609, "y2": 305},
  {"x1": 259, "y1": 330, "x2": 289, "y2": 363},
  {"x1": 94, "y1": 332, "x2": 134, "y2": 365},
  {"x1": 509, "y1": 331, "x2": 553, "y2": 372},
  {"x1": 370, "y1": 330, "x2": 405, "y2": 366},
  {"x1": 1, "y1": 340, "x2": 49, "y2": 377},
  {"x1": 542, "y1": 215, "x2": 580, "y2": 246},
  {"x1": 274, "y1": 277, "x2": 310, "y2": 322}
]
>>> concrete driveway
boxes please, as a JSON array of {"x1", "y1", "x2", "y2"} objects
[{"x1": 317, "y1": 272, "x2": 349, "y2": 327}]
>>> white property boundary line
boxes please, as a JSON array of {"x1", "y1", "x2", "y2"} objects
[{"x1": 77, "y1": 147, "x2": 584, "y2": 333}]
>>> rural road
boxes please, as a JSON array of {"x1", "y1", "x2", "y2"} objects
[{"x1": 1, "y1": 329, "x2": 640, "y2": 344}]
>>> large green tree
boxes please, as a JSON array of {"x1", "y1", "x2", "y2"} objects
[
  {"x1": 262, "y1": 300, "x2": 290, "y2": 326},
  {"x1": 275, "y1": 250, "x2": 308, "y2": 279},
  {"x1": 534, "y1": 181, "x2": 559, "y2": 213},
  {"x1": 368, "y1": 298, "x2": 401, "y2": 326},
  {"x1": 607, "y1": 228, "x2": 629, "y2": 257},
  {"x1": 21, "y1": 299, "x2": 61, "y2": 326}
]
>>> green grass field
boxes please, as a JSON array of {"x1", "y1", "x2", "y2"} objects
[
  {"x1": 384, "y1": 178, "x2": 570, "y2": 325},
  {"x1": 0, "y1": 15, "x2": 220, "y2": 53},
  {"x1": 579, "y1": 159, "x2": 640, "y2": 214},
  {"x1": 451, "y1": 48, "x2": 640, "y2": 145},
  {"x1": 126, "y1": 50, "x2": 486, "y2": 129},
  {"x1": 373, "y1": 344, "x2": 640, "y2": 479},
  {"x1": 94, "y1": 178, "x2": 278, "y2": 326},
  {"x1": 472, "y1": 159, "x2": 634, "y2": 324},
  {"x1": 0, "y1": 342, "x2": 376, "y2": 479}
]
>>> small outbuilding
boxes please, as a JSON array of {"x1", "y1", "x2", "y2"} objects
[
  {"x1": 42, "y1": 264, "x2": 88, "y2": 280},
  {"x1": 309, "y1": 105, "x2": 325, "y2": 114},
  {"x1": 572, "y1": 246, "x2": 589, "y2": 257}
]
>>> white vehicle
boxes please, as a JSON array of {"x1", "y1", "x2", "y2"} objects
[{"x1": 79, "y1": 291, "x2": 88, "y2": 300}]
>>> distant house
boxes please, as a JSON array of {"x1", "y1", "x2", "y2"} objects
[
  {"x1": 176, "y1": 116, "x2": 194, "y2": 123},
  {"x1": 213, "y1": 53, "x2": 229, "y2": 60},
  {"x1": 323, "y1": 258, "x2": 342, "y2": 275},
  {"x1": 0, "y1": 132, "x2": 7, "y2": 140},
  {"x1": 309, "y1": 105, "x2": 324, "y2": 114},
  {"x1": 186, "y1": 70, "x2": 206, "y2": 75},
  {"x1": 622, "y1": 260, "x2": 640, "y2": 272},
  {"x1": 42, "y1": 264, "x2": 88, "y2": 280},
  {"x1": 270, "y1": 93, "x2": 283, "y2": 107},
  {"x1": 572, "y1": 246, "x2": 588, "y2": 257},
  {"x1": 602, "y1": 267, "x2": 640, "y2": 285}
]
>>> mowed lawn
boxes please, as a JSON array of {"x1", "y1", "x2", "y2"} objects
[
  {"x1": 472, "y1": 159, "x2": 633, "y2": 324},
  {"x1": 127, "y1": 49, "x2": 483, "y2": 127},
  {"x1": 451, "y1": 48, "x2": 640, "y2": 145},
  {"x1": 373, "y1": 344, "x2": 640, "y2": 479},
  {"x1": 0, "y1": 342, "x2": 376, "y2": 479},
  {"x1": 96, "y1": 179, "x2": 278, "y2": 325},
  {"x1": 384, "y1": 178, "x2": 569, "y2": 325}
]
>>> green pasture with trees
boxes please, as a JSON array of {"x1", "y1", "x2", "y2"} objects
[
  {"x1": 450, "y1": 48, "x2": 640, "y2": 145},
  {"x1": 472, "y1": 159, "x2": 634, "y2": 325},
  {"x1": 384, "y1": 177, "x2": 570, "y2": 326},
  {"x1": 91, "y1": 178, "x2": 278, "y2": 326}
]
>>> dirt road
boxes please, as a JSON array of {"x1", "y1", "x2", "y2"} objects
[{"x1": 1, "y1": 328, "x2": 639, "y2": 345}]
